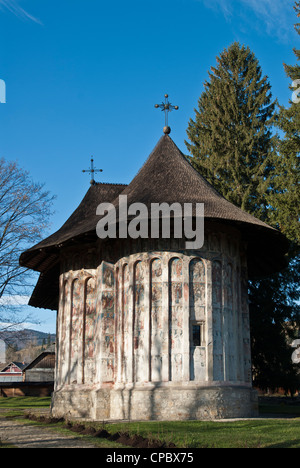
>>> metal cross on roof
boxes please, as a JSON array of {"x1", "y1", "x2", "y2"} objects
[
  {"x1": 155, "y1": 94, "x2": 179, "y2": 135},
  {"x1": 82, "y1": 157, "x2": 103, "y2": 185}
]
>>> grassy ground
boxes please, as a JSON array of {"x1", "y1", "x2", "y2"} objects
[
  {"x1": 103, "y1": 419, "x2": 300, "y2": 448},
  {"x1": 1, "y1": 396, "x2": 300, "y2": 448},
  {"x1": 0, "y1": 397, "x2": 51, "y2": 408}
]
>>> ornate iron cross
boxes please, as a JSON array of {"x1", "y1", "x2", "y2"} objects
[
  {"x1": 82, "y1": 157, "x2": 103, "y2": 185},
  {"x1": 155, "y1": 94, "x2": 179, "y2": 134}
]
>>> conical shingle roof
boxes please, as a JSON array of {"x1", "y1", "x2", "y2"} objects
[
  {"x1": 20, "y1": 182, "x2": 127, "y2": 272},
  {"x1": 111, "y1": 135, "x2": 276, "y2": 225}
]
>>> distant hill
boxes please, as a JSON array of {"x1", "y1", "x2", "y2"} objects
[{"x1": 0, "y1": 329, "x2": 56, "y2": 351}]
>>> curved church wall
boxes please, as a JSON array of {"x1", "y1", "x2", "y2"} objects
[{"x1": 53, "y1": 229, "x2": 255, "y2": 420}]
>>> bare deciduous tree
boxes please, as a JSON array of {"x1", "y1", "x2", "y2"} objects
[{"x1": 0, "y1": 158, "x2": 55, "y2": 331}]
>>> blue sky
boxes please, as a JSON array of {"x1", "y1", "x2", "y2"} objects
[{"x1": 0, "y1": 0, "x2": 298, "y2": 333}]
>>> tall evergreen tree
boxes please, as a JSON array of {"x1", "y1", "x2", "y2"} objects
[
  {"x1": 250, "y1": 1, "x2": 300, "y2": 393},
  {"x1": 268, "y1": 1, "x2": 300, "y2": 248},
  {"x1": 186, "y1": 40, "x2": 300, "y2": 393},
  {"x1": 186, "y1": 42, "x2": 277, "y2": 220}
]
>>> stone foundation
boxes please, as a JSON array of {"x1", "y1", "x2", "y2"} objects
[{"x1": 51, "y1": 384, "x2": 258, "y2": 421}]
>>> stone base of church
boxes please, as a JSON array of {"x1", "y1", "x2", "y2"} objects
[{"x1": 50, "y1": 383, "x2": 259, "y2": 421}]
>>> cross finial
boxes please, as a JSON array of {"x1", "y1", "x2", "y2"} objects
[
  {"x1": 155, "y1": 94, "x2": 179, "y2": 134},
  {"x1": 82, "y1": 156, "x2": 103, "y2": 185}
]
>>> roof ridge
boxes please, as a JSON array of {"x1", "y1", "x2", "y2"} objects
[{"x1": 94, "y1": 182, "x2": 128, "y2": 187}]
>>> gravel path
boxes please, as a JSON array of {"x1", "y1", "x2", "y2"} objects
[{"x1": 0, "y1": 417, "x2": 97, "y2": 448}]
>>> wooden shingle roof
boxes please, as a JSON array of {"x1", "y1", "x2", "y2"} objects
[
  {"x1": 19, "y1": 182, "x2": 127, "y2": 272},
  {"x1": 112, "y1": 135, "x2": 278, "y2": 226}
]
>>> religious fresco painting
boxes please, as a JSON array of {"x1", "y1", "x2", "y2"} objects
[
  {"x1": 150, "y1": 258, "x2": 164, "y2": 382},
  {"x1": 122, "y1": 263, "x2": 130, "y2": 382},
  {"x1": 100, "y1": 262, "x2": 115, "y2": 382},
  {"x1": 224, "y1": 263, "x2": 236, "y2": 381},
  {"x1": 212, "y1": 260, "x2": 224, "y2": 381},
  {"x1": 189, "y1": 258, "x2": 205, "y2": 320},
  {"x1": 60, "y1": 280, "x2": 70, "y2": 385},
  {"x1": 115, "y1": 267, "x2": 123, "y2": 383},
  {"x1": 133, "y1": 261, "x2": 146, "y2": 382},
  {"x1": 84, "y1": 277, "x2": 96, "y2": 384},
  {"x1": 169, "y1": 257, "x2": 183, "y2": 382},
  {"x1": 69, "y1": 279, "x2": 81, "y2": 384}
]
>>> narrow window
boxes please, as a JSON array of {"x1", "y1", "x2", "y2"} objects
[
  {"x1": 191, "y1": 322, "x2": 205, "y2": 347},
  {"x1": 192, "y1": 325, "x2": 201, "y2": 347}
]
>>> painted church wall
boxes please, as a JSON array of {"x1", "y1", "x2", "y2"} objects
[
  {"x1": 189, "y1": 258, "x2": 206, "y2": 382},
  {"x1": 150, "y1": 258, "x2": 165, "y2": 382},
  {"x1": 97, "y1": 261, "x2": 115, "y2": 383},
  {"x1": 84, "y1": 277, "x2": 96, "y2": 383},
  {"x1": 69, "y1": 278, "x2": 81, "y2": 384},
  {"x1": 57, "y1": 268, "x2": 98, "y2": 388},
  {"x1": 122, "y1": 263, "x2": 131, "y2": 382},
  {"x1": 212, "y1": 260, "x2": 224, "y2": 381},
  {"x1": 169, "y1": 257, "x2": 184, "y2": 382},
  {"x1": 56, "y1": 230, "x2": 251, "y2": 391},
  {"x1": 57, "y1": 279, "x2": 70, "y2": 386},
  {"x1": 114, "y1": 234, "x2": 250, "y2": 387},
  {"x1": 133, "y1": 261, "x2": 147, "y2": 382}
]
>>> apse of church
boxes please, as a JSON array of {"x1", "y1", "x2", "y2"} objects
[{"x1": 54, "y1": 226, "x2": 253, "y2": 421}]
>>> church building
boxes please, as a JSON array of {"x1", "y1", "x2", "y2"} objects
[{"x1": 20, "y1": 125, "x2": 288, "y2": 420}]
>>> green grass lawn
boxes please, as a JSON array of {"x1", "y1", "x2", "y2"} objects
[
  {"x1": 0, "y1": 397, "x2": 51, "y2": 408},
  {"x1": 1, "y1": 396, "x2": 300, "y2": 448},
  {"x1": 103, "y1": 419, "x2": 300, "y2": 448}
]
